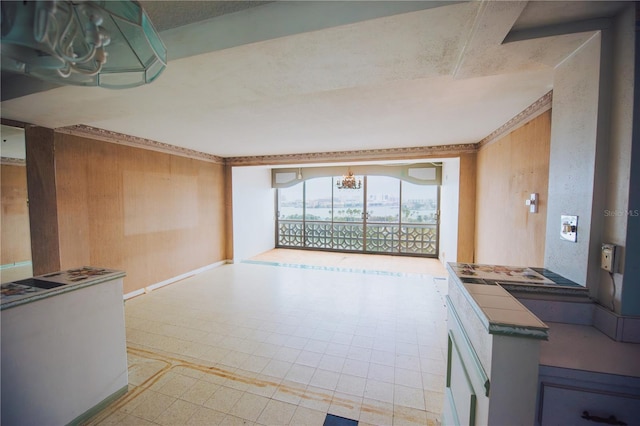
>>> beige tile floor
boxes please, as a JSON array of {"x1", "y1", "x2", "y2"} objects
[{"x1": 87, "y1": 250, "x2": 448, "y2": 426}]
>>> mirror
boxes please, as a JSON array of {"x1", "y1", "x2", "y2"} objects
[{"x1": 1, "y1": 124, "x2": 33, "y2": 283}]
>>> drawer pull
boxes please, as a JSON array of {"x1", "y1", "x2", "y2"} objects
[{"x1": 581, "y1": 411, "x2": 627, "y2": 425}]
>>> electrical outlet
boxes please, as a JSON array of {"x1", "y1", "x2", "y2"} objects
[{"x1": 601, "y1": 243, "x2": 617, "y2": 272}]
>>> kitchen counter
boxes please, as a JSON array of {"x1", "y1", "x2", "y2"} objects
[
  {"x1": 448, "y1": 263, "x2": 550, "y2": 340},
  {"x1": 1, "y1": 267, "x2": 128, "y2": 426},
  {"x1": 446, "y1": 262, "x2": 590, "y2": 339},
  {"x1": 1, "y1": 266, "x2": 125, "y2": 310},
  {"x1": 448, "y1": 262, "x2": 587, "y2": 294},
  {"x1": 443, "y1": 262, "x2": 591, "y2": 426},
  {"x1": 443, "y1": 262, "x2": 640, "y2": 426}
]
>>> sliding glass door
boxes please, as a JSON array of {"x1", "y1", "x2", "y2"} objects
[
  {"x1": 276, "y1": 175, "x2": 439, "y2": 257},
  {"x1": 398, "y1": 181, "x2": 439, "y2": 255},
  {"x1": 365, "y1": 176, "x2": 401, "y2": 253},
  {"x1": 331, "y1": 176, "x2": 364, "y2": 251},
  {"x1": 305, "y1": 177, "x2": 336, "y2": 249}
]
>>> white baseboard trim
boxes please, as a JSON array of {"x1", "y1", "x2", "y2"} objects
[
  {"x1": 124, "y1": 288, "x2": 145, "y2": 300},
  {"x1": 123, "y1": 260, "x2": 229, "y2": 300}
]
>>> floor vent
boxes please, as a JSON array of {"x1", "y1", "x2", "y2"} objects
[{"x1": 323, "y1": 413, "x2": 358, "y2": 426}]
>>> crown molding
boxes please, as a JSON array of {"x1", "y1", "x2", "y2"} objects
[
  {"x1": 477, "y1": 90, "x2": 553, "y2": 149},
  {"x1": 56, "y1": 124, "x2": 225, "y2": 164},
  {"x1": 225, "y1": 143, "x2": 477, "y2": 166},
  {"x1": 53, "y1": 90, "x2": 549, "y2": 168},
  {"x1": 54, "y1": 124, "x2": 475, "y2": 167},
  {"x1": 1, "y1": 156, "x2": 26, "y2": 166}
]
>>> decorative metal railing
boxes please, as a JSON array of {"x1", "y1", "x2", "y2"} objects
[{"x1": 277, "y1": 220, "x2": 437, "y2": 256}]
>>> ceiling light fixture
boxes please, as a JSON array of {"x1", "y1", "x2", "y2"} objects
[
  {"x1": 1, "y1": 0, "x2": 166, "y2": 89},
  {"x1": 336, "y1": 169, "x2": 362, "y2": 190}
]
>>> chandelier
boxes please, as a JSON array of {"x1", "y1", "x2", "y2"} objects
[
  {"x1": 1, "y1": 0, "x2": 166, "y2": 89},
  {"x1": 336, "y1": 169, "x2": 362, "y2": 190}
]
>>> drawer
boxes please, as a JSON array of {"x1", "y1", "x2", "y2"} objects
[{"x1": 539, "y1": 382, "x2": 640, "y2": 426}]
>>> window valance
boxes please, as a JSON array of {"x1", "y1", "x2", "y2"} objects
[{"x1": 272, "y1": 163, "x2": 441, "y2": 188}]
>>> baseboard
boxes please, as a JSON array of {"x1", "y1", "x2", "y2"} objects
[
  {"x1": 123, "y1": 260, "x2": 228, "y2": 300},
  {"x1": 0, "y1": 260, "x2": 32, "y2": 270},
  {"x1": 124, "y1": 288, "x2": 145, "y2": 300},
  {"x1": 593, "y1": 303, "x2": 640, "y2": 343},
  {"x1": 66, "y1": 385, "x2": 128, "y2": 426}
]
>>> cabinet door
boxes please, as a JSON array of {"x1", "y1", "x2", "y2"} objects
[
  {"x1": 539, "y1": 382, "x2": 640, "y2": 426},
  {"x1": 446, "y1": 334, "x2": 477, "y2": 426}
]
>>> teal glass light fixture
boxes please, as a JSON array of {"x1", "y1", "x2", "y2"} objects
[{"x1": 1, "y1": 0, "x2": 167, "y2": 89}]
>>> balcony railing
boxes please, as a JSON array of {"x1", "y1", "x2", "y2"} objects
[{"x1": 277, "y1": 220, "x2": 437, "y2": 256}]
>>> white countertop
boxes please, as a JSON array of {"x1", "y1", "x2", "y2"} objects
[
  {"x1": 464, "y1": 281, "x2": 548, "y2": 330},
  {"x1": 540, "y1": 322, "x2": 640, "y2": 377},
  {"x1": 1, "y1": 266, "x2": 125, "y2": 310},
  {"x1": 447, "y1": 263, "x2": 549, "y2": 339}
]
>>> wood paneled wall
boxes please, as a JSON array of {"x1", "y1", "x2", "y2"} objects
[
  {"x1": 457, "y1": 153, "x2": 477, "y2": 263},
  {"x1": 475, "y1": 111, "x2": 551, "y2": 266},
  {"x1": 1, "y1": 164, "x2": 31, "y2": 264},
  {"x1": 52, "y1": 133, "x2": 227, "y2": 294}
]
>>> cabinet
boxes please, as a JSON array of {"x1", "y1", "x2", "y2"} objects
[
  {"x1": 537, "y1": 366, "x2": 640, "y2": 425},
  {"x1": 444, "y1": 264, "x2": 547, "y2": 425},
  {"x1": 444, "y1": 303, "x2": 488, "y2": 426},
  {"x1": 1, "y1": 268, "x2": 128, "y2": 426},
  {"x1": 444, "y1": 262, "x2": 640, "y2": 425}
]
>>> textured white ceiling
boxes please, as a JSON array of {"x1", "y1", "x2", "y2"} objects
[{"x1": 0, "y1": 1, "x2": 615, "y2": 158}]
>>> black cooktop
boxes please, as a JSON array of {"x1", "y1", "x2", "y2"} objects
[{"x1": 13, "y1": 278, "x2": 66, "y2": 290}]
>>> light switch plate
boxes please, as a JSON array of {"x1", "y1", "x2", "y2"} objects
[{"x1": 561, "y1": 215, "x2": 578, "y2": 242}]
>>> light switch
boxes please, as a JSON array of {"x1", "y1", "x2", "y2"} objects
[{"x1": 560, "y1": 215, "x2": 578, "y2": 242}]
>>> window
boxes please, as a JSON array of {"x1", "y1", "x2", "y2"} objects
[{"x1": 276, "y1": 175, "x2": 439, "y2": 257}]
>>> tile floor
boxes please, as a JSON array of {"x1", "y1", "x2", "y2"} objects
[
  {"x1": 249, "y1": 249, "x2": 448, "y2": 278},
  {"x1": 87, "y1": 250, "x2": 448, "y2": 425}
]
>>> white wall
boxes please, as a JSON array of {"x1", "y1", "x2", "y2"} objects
[
  {"x1": 545, "y1": 6, "x2": 637, "y2": 315},
  {"x1": 232, "y1": 166, "x2": 275, "y2": 262},
  {"x1": 544, "y1": 33, "x2": 602, "y2": 288},
  {"x1": 439, "y1": 158, "x2": 460, "y2": 265},
  {"x1": 602, "y1": 4, "x2": 636, "y2": 315}
]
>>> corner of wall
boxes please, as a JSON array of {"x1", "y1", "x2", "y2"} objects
[{"x1": 619, "y1": 2, "x2": 640, "y2": 316}]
